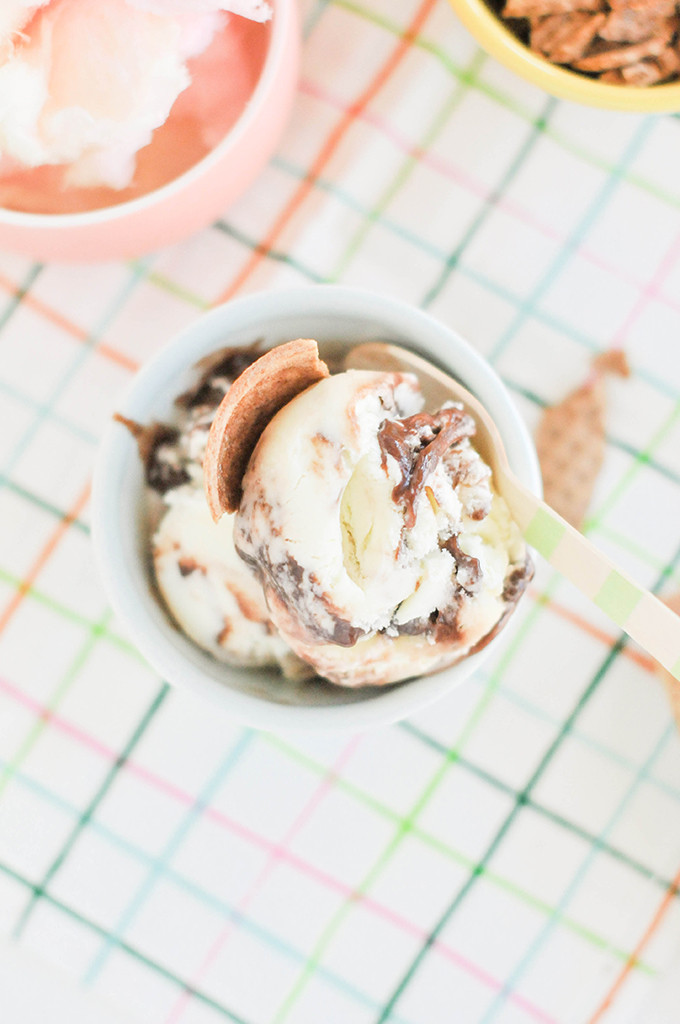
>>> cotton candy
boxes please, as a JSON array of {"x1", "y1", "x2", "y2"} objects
[
  {"x1": 0, "y1": 2, "x2": 50, "y2": 55},
  {"x1": 0, "y1": 0, "x2": 270, "y2": 189}
]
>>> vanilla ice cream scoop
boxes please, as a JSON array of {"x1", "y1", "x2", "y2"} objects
[
  {"x1": 153, "y1": 486, "x2": 302, "y2": 675},
  {"x1": 120, "y1": 345, "x2": 308, "y2": 680},
  {"x1": 233, "y1": 370, "x2": 533, "y2": 687}
]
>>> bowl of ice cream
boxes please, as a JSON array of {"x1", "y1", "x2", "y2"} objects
[
  {"x1": 92, "y1": 286, "x2": 541, "y2": 729},
  {"x1": 447, "y1": 0, "x2": 680, "y2": 110},
  {"x1": 0, "y1": 0, "x2": 298, "y2": 262}
]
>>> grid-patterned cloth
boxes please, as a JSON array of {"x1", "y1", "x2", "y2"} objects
[{"x1": 1, "y1": 1, "x2": 680, "y2": 1022}]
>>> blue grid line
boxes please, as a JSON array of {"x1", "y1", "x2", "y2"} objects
[
  {"x1": 422, "y1": 98, "x2": 557, "y2": 310},
  {"x1": 503, "y1": 378, "x2": 680, "y2": 490},
  {"x1": 584, "y1": 398, "x2": 680, "y2": 530},
  {"x1": 216, "y1": 219, "x2": 324, "y2": 283},
  {"x1": 84, "y1": 729, "x2": 256, "y2": 983},
  {"x1": 235, "y1": 157, "x2": 680, "y2": 404},
  {"x1": 2, "y1": 738, "x2": 660, "y2": 983},
  {"x1": 403, "y1": 702, "x2": 680, "y2": 842},
  {"x1": 0, "y1": 610, "x2": 114, "y2": 793},
  {"x1": 0, "y1": 377, "x2": 99, "y2": 447},
  {"x1": 0, "y1": 261, "x2": 148, "y2": 489},
  {"x1": 328, "y1": 0, "x2": 680, "y2": 215},
  {"x1": 482, "y1": 720, "x2": 679, "y2": 1021},
  {"x1": 1, "y1": 479, "x2": 91, "y2": 535},
  {"x1": 326, "y1": 48, "x2": 489, "y2": 283},
  {"x1": 12, "y1": 681, "x2": 170, "y2": 936},
  {"x1": 378, "y1": 529, "x2": 680, "y2": 1021},
  {"x1": 0, "y1": 858, "x2": 250, "y2": 1024},
  {"x1": 303, "y1": 0, "x2": 334, "y2": 35},
  {"x1": 376, "y1": 639, "x2": 632, "y2": 1023},
  {"x1": 488, "y1": 118, "x2": 655, "y2": 363},
  {"x1": 0, "y1": 264, "x2": 42, "y2": 332},
  {"x1": 0, "y1": 761, "x2": 413, "y2": 1024}
]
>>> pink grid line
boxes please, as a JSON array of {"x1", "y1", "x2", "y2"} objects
[
  {"x1": 164, "y1": 736, "x2": 363, "y2": 1024},
  {"x1": 0, "y1": 673, "x2": 556, "y2": 1023},
  {"x1": 610, "y1": 226, "x2": 680, "y2": 347},
  {"x1": 299, "y1": 77, "x2": 680, "y2": 321}
]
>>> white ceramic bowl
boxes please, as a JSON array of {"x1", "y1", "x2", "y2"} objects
[{"x1": 92, "y1": 286, "x2": 541, "y2": 730}]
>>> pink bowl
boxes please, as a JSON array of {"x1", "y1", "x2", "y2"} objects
[{"x1": 0, "y1": 0, "x2": 299, "y2": 263}]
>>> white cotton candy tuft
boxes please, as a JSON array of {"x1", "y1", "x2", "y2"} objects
[
  {"x1": 0, "y1": 1, "x2": 50, "y2": 55},
  {"x1": 0, "y1": 0, "x2": 268, "y2": 189}
]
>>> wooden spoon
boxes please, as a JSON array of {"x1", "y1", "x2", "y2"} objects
[{"x1": 346, "y1": 341, "x2": 680, "y2": 682}]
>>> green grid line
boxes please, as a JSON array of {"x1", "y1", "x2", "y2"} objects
[
  {"x1": 328, "y1": 48, "x2": 488, "y2": 281},
  {"x1": 267, "y1": 577, "x2": 592, "y2": 1022},
  {"x1": 268, "y1": 724, "x2": 677, "y2": 917},
  {"x1": 13, "y1": 682, "x2": 169, "y2": 937},
  {"x1": 584, "y1": 399, "x2": 680, "y2": 531},
  {"x1": 401, "y1": 720, "x2": 680, "y2": 883},
  {"x1": 483, "y1": 677, "x2": 680, "y2": 806},
  {"x1": 138, "y1": 266, "x2": 210, "y2": 311},
  {"x1": 0, "y1": 859, "x2": 250, "y2": 1024},
  {"x1": 0, "y1": 376, "x2": 99, "y2": 448},
  {"x1": 0, "y1": 563, "x2": 113, "y2": 639},
  {"x1": 0, "y1": 659, "x2": 671, "y2": 981},
  {"x1": 213, "y1": 154, "x2": 680, "y2": 404},
  {"x1": 1, "y1": 616, "x2": 674, "y2": 986},
  {"x1": 378, "y1": 531, "x2": 680, "y2": 1022},
  {"x1": 0, "y1": 564, "x2": 144, "y2": 657},
  {"x1": 0, "y1": 609, "x2": 113, "y2": 799},
  {"x1": 0, "y1": 262, "x2": 148, "y2": 493},
  {"x1": 1, "y1": 478, "x2": 90, "y2": 535},
  {"x1": 481, "y1": 718, "x2": 678, "y2": 1021},
  {"x1": 0, "y1": 2, "x2": 675, "y2": 1015},
  {"x1": 422, "y1": 98, "x2": 556, "y2": 309},
  {"x1": 488, "y1": 118, "x2": 654, "y2": 363},
  {"x1": 0, "y1": 761, "x2": 414, "y2": 1024},
  {"x1": 377, "y1": 639, "x2": 631, "y2": 1022},
  {"x1": 83, "y1": 730, "x2": 256, "y2": 983},
  {"x1": 0, "y1": 264, "x2": 43, "y2": 332},
  {"x1": 329, "y1": 0, "x2": 680, "y2": 214}
]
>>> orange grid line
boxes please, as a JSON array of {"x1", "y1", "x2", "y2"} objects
[{"x1": 216, "y1": 0, "x2": 439, "y2": 304}]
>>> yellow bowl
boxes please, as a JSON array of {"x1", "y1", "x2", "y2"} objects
[{"x1": 447, "y1": 0, "x2": 680, "y2": 111}]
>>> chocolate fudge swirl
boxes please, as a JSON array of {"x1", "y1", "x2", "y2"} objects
[{"x1": 378, "y1": 407, "x2": 476, "y2": 530}]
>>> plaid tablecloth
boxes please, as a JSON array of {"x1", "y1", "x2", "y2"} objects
[{"x1": 2, "y1": 1, "x2": 680, "y2": 1022}]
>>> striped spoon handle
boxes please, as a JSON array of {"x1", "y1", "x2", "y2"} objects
[{"x1": 499, "y1": 468, "x2": 680, "y2": 681}]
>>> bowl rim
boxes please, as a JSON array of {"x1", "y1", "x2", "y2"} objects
[
  {"x1": 447, "y1": 0, "x2": 680, "y2": 111},
  {"x1": 92, "y1": 285, "x2": 542, "y2": 732},
  {"x1": 0, "y1": 0, "x2": 293, "y2": 227}
]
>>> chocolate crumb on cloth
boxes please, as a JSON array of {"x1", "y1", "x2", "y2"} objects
[
  {"x1": 535, "y1": 350, "x2": 629, "y2": 529},
  {"x1": 493, "y1": 0, "x2": 680, "y2": 85}
]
